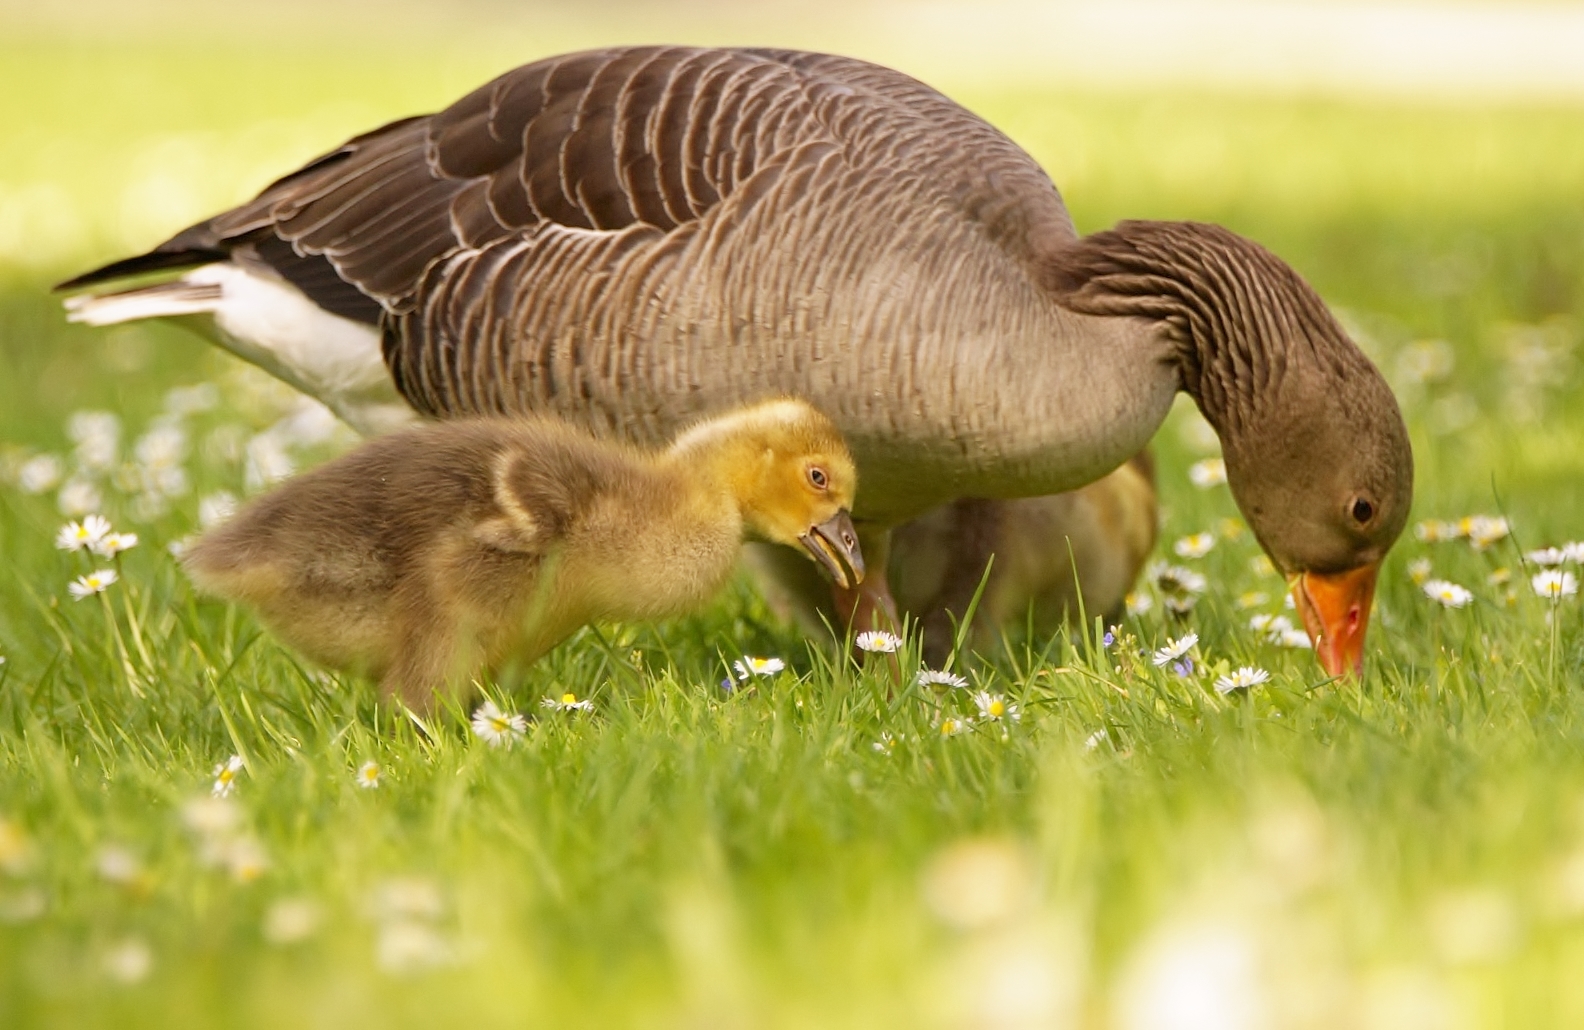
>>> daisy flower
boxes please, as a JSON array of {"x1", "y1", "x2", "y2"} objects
[
  {"x1": 1422, "y1": 579, "x2": 1474, "y2": 609},
  {"x1": 1236, "y1": 591, "x2": 1269, "y2": 610},
  {"x1": 102, "y1": 938, "x2": 152, "y2": 984},
  {"x1": 1563, "y1": 542, "x2": 1584, "y2": 563},
  {"x1": 1248, "y1": 613, "x2": 1295, "y2": 640},
  {"x1": 1125, "y1": 592, "x2": 1153, "y2": 617},
  {"x1": 971, "y1": 691, "x2": 1021, "y2": 723},
  {"x1": 915, "y1": 669, "x2": 968, "y2": 690},
  {"x1": 96, "y1": 844, "x2": 143, "y2": 885},
  {"x1": 1414, "y1": 519, "x2": 1460, "y2": 543},
  {"x1": 1526, "y1": 547, "x2": 1569, "y2": 568},
  {"x1": 198, "y1": 492, "x2": 239, "y2": 529},
  {"x1": 17, "y1": 454, "x2": 64, "y2": 494},
  {"x1": 1463, "y1": 515, "x2": 1510, "y2": 551},
  {"x1": 1214, "y1": 666, "x2": 1271, "y2": 695},
  {"x1": 1276, "y1": 629, "x2": 1313, "y2": 649},
  {"x1": 1407, "y1": 558, "x2": 1433, "y2": 585},
  {"x1": 55, "y1": 514, "x2": 112, "y2": 552},
  {"x1": 222, "y1": 836, "x2": 270, "y2": 883},
  {"x1": 1188, "y1": 458, "x2": 1227, "y2": 488},
  {"x1": 470, "y1": 701, "x2": 527, "y2": 747},
  {"x1": 1152, "y1": 633, "x2": 1199, "y2": 668},
  {"x1": 873, "y1": 731, "x2": 903, "y2": 754},
  {"x1": 355, "y1": 761, "x2": 381, "y2": 789},
  {"x1": 262, "y1": 898, "x2": 322, "y2": 945},
  {"x1": 1249, "y1": 555, "x2": 1276, "y2": 578},
  {"x1": 1151, "y1": 562, "x2": 1207, "y2": 597},
  {"x1": 57, "y1": 479, "x2": 102, "y2": 518},
  {"x1": 1487, "y1": 568, "x2": 1512, "y2": 587},
  {"x1": 1173, "y1": 533, "x2": 1216, "y2": 560},
  {"x1": 540, "y1": 691, "x2": 594, "y2": 712},
  {"x1": 938, "y1": 716, "x2": 968, "y2": 738},
  {"x1": 1083, "y1": 729, "x2": 1109, "y2": 751},
  {"x1": 854, "y1": 630, "x2": 902, "y2": 654},
  {"x1": 68, "y1": 569, "x2": 119, "y2": 600},
  {"x1": 212, "y1": 755, "x2": 244, "y2": 797},
  {"x1": 1533, "y1": 570, "x2": 1579, "y2": 600},
  {"x1": 733, "y1": 656, "x2": 786, "y2": 679},
  {"x1": 92, "y1": 532, "x2": 139, "y2": 558}
]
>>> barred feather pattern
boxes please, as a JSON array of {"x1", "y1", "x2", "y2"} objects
[{"x1": 192, "y1": 48, "x2": 1083, "y2": 457}]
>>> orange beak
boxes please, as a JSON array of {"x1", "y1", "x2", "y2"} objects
[{"x1": 1289, "y1": 563, "x2": 1380, "y2": 678}]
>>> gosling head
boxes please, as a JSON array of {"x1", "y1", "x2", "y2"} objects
[{"x1": 669, "y1": 399, "x2": 865, "y2": 590}]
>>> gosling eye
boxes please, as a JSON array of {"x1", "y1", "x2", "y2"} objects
[
  {"x1": 807, "y1": 466, "x2": 829, "y2": 491},
  {"x1": 1349, "y1": 496, "x2": 1375, "y2": 525}
]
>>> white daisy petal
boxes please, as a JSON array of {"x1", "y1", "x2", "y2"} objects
[
  {"x1": 915, "y1": 669, "x2": 969, "y2": 690},
  {"x1": 1187, "y1": 458, "x2": 1227, "y2": 489},
  {"x1": 540, "y1": 692, "x2": 594, "y2": 712},
  {"x1": 854, "y1": 630, "x2": 902, "y2": 654},
  {"x1": 1151, "y1": 633, "x2": 1199, "y2": 667},
  {"x1": 1422, "y1": 579, "x2": 1474, "y2": 609},
  {"x1": 733, "y1": 656, "x2": 786, "y2": 680},
  {"x1": 1214, "y1": 666, "x2": 1271, "y2": 695},
  {"x1": 1533, "y1": 570, "x2": 1579, "y2": 600},
  {"x1": 67, "y1": 568, "x2": 119, "y2": 600},
  {"x1": 971, "y1": 691, "x2": 1021, "y2": 722},
  {"x1": 1172, "y1": 532, "x2": 1216, "y2": 560},
  {"x1": 470, "y1": 701, "x2": 527, "y2": 747}
]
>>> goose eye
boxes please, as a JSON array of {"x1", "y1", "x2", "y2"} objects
[
  {"x1": 1350, "y1": 497, "x2": 1375, "y2": 524},
  {"x1": 807, "y1": 466, "x2": 829, "y2": 491}
]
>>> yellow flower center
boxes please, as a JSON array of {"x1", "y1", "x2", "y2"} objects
[
  {"x1": 988, "y1": 700, "x2": 1005, "y2": 717},
  {"x1": 561, "y1": 693, "x2": 577, "y2": 705}
]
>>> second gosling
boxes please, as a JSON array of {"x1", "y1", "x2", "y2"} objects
[{"x1": 181, "y1": 399, "x2": 863, "y2": 710}]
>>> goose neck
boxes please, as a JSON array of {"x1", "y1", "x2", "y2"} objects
[{"x1": 1042, "y1": 219, "x2": 1373, "y2": 448}]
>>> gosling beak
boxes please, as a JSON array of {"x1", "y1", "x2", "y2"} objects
[
  {"x1": 1290, "y1": 563, "x2": 1380, "y2": 678},
  {"x1": 798, "y1": 509, "x2": 865, "y2": 590}
]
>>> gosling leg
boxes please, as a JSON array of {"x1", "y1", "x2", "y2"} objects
[{"x1": 379, "y1": 588, "x2": 475, "y2": 715}]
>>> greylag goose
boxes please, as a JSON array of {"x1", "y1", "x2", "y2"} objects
[
  {"x1": 748, "y1": 453, "x2": 1157, "y2": 663},
  {"x1": 182, "y1": 399, "x2": 862, "y2": 709},
  {"x1": 61, "y1": 45, "x2": 1412, "y2": 676}
]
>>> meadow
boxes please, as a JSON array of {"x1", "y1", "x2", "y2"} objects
[{"x1": 3, "y1": 14, "x2": 1584, "y2": 1029}]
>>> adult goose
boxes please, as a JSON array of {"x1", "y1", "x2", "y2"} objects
[{"x1": 58, "y1": 45, "x2": 1413, "y2": 675}]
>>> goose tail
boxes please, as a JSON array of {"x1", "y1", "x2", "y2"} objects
[{"x1": 63, "y1": 279, "x2": 224, "y2": 326}]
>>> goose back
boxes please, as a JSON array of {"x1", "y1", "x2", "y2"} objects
[{"x1": 67, "y1": 47, "x2": 1181, "y2": 520}]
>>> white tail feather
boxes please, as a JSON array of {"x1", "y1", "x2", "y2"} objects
[
  {"x1": 64, "y1": 282, "x2": 223, "y2": 326},
  {"x1": 61, "y1": 263, "x2": 415, "y2": 437}
]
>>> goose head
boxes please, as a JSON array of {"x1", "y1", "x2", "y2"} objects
[
  {"x1": 1220, "y1": 354, "x2": 1412, "y2": 677},
  {"x1": 669, "y1": 400, "x2": 865, "y2": 590},
  {"x1": 1049, "y1": 220, "x2": 1414, "y2": 677}
]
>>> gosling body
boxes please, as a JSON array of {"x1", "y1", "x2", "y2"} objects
[{"x1": 182, "y1": 400, "x2": 860, "y2": 708}]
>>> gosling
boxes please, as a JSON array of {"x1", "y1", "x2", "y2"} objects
[{"x1": 182, "y1": 399, "x2": 863, "y2": 710}]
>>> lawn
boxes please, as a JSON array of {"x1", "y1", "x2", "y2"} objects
[{"x1": 2, "y1": 13, "x2": 1584, "y2": 1030}]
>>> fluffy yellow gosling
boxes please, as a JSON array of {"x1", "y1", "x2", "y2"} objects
[{"x1": 182, "y1": 399, "x2": 862, "y2": 710}]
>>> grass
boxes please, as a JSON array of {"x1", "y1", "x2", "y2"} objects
[{"x1": 3, "y1": 18, "x2": 1584, "y2": 1030}]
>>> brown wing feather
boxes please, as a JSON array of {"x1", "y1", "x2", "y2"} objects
[{"x1": 68, "y1": 46, "x2": 1075, "y2": 423}]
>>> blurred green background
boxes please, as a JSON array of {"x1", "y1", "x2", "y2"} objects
[{"x1": 4, "y1": 3, "x2": 1584, "y2": 1027}]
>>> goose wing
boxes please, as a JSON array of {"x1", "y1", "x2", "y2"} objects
[{"x1": 64, "y1": 47, "x2": 1075, "y2": 427}]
